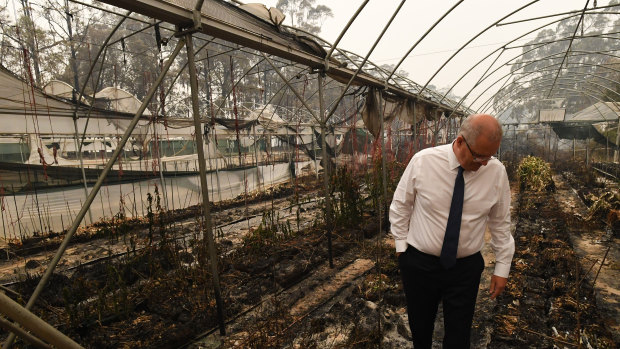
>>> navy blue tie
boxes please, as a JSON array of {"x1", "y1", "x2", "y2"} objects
[{"x1": 440, "y1": 166, "x2": 464, "y2": 269}]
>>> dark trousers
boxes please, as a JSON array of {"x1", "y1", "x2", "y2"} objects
[{"x1": 399, "y1": 245, "x2": 484, "y2": 348}]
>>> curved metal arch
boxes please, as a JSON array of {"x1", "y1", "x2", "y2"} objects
[
  {"x1": 449, "y1": 29, "x2": 620, "y2": 117},
  {"x1": 386, "y1": 0, "x2": 465, "y2": 84},
  {"x1": 476, "y1": 49, "x2": 620, "y2": 113},
  {"x1": 442, "y1": 17, "x2": 620, "y2": 109},
  {"x1": 493, "y1": 80, "x2": 611, "y2": 116},
  {"x1": 297, "y1": 19, "x2": 471, "y2": 111},
  {"x1": 499, "y1": 83, "x2": 599, "y2": 114},
  {"x1": 324, "y1": 0, "x2": 369, "y2": 65},
  {"x1": 483, "y1": 58, "x2": 620, "y2": 110},
  {"x1": 497, "y1": 3, "x2": 620, "y2": 27},
  {"x1": 489, "y1": 76, "x2": 618, "y2": 116},
  {"x1": 545, "y1": 0, "x2": 591, "y2": 98},
  {"x1": 286, "y1": 25, "x2": 471, "y2": 113},
  {"x1": 442, "y1": 10, "x2": 597, "y2": 117},
  {"x1": 323, "y1": 0, "x2": 407, "y2": 124},
  {"x1": 468, "y1": 50, "x2": 577, "y2": 113},
  {"x1": 470, "y1": 48, "x2": 620, "y2": 114},
  {"x1": 505, "y1": 48, "x2": 620, "y2": 67},
  {"x1": 494, "y1": 85, "x2": 608, "y2": 123},
  {"x1": 419, "y1": 0, "x2": 541, "y2": 96},
  {"x1": 489, "y1": 68, "x2": 620, "y2": 110},
  {"x1": 505, "y1": 31, "x2": 620, "y2": 50},
  {"x1": 508, "y1": 62, "x2": 620, "y2": 77}
]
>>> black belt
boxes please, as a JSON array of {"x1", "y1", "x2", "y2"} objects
[{"x1": 408, "y1": 244, "x2": 481, "y2": 262}]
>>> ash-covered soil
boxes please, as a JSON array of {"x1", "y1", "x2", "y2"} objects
[{"x1": 0, "y1": 170, "x2": 618, "y2": 348}]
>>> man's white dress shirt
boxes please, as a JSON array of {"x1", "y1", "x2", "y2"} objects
[{"x1": 389, "y1": 143, "x2": 515, "y2": 278}]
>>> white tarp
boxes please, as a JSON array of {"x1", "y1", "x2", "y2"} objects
[
  {"x1": 93, "y1": 87, "x2": 152, "y2": 116},
  {"x1": 539, "y1": 108, "x2": 566, "y2": 122},
  {"x1": 25, "y1": 135, "x2": 77, "y2": 165},
  {"x1": 566, "y1": 102, "x2": 620, "y2": 123}
]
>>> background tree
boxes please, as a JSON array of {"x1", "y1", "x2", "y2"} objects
[{"x1": 276, "y1": 0, "x2": 333, "y2": 34}]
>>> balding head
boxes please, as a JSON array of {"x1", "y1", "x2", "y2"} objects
[{"x1": 459, "y1": 114, "x2": 502, "y2": 147}]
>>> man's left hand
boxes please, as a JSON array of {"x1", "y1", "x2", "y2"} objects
[{"x1": 489, "y1": 275, "x2": 507, "y2": 299}]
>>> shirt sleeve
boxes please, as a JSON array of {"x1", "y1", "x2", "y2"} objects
[
  {"x1": 389, "y1": 156, "x2": 417, "y2": 253},
  {"x1": 487, "y1": 167, "x2": 515, "y2": 278}
]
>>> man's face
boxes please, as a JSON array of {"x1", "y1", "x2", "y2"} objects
[{"x1": 459, "y1": 135, "x2": 500, "y2": 171}]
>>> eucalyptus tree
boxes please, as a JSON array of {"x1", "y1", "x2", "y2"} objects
[{"x1": 276, "y1": 0, "x2": 333, "y2": 34}]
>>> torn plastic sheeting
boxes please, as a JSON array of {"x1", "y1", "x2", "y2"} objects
[
  {"x1": 238, "y1": 3, "x2": 285, "y2": 28},
  {"x1": 361, "y1": 87, "x2": 444, "y2": 137}
]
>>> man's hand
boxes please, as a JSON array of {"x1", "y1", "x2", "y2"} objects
[{"x1": 489, "y1": 275, "x2": 507, "y2": 299}]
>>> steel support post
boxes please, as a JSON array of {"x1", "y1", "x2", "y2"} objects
[
  {"x1": 72, "y1": 117, "x2": 93, "y2": 225},
  {"x1": 2, "y1": 38, "x2": 186, "y2": 349},
  {"x1": 0, "y1": 292, "x2": 82, "y2": 349},
  {"x1": 153, "y1": 120, "x2": 169, "y2": 209},
  {"x1": 615, "y1": 119, "x2": 620, "y2": 163},
  {"x1": 252, "y1": 124, "x2": 261, "y2": 190},
  {"x1": 319, "y1": 73, "x2": 333, "y2": 268},
  {"x1": 413, "y1": 101, "x2": 417, "y2": 153},
  {"x1": 0, "y1": 316, "x2": 50, "y2": 349},
  {"x1": 184, "y1": 33, "x2": 226, "y2": 335},
  {"x1": 379, "y1": 90, "x2": 389, "y2": 232},
  {"x1": 312, "y1": 130, "x2": 318, "y2": 179}
]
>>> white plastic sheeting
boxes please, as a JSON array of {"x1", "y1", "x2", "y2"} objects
[
  {"x1": 3, "y1": 161, "x2": 316, "y2": 237},
  {"x1": 566, "y1": 102, "x2": 620, "y2": 123}
]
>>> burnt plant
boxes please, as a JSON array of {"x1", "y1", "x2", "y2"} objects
[
  {"x1": 146, "y1": 192, "x2": 154, "y2": 246},
  {"x1": 242, "y1": 209, "x2": 280, "y2": 253},
  {"x1": 331, "y1": 165, "x2": 363, "y2": 229},
  {"x1": 364, "y1": 155, "x2": 406, "y2": 216}
]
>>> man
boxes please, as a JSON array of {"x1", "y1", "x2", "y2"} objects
[{"x1": 389, "y1": 114, "x2": 515, "y2": 348}]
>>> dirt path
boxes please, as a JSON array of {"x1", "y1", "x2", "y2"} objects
[{"x1": 553, "y1": 174, "x2": 620, "y2": 342}]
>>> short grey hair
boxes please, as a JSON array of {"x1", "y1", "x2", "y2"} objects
[{"x1": 459, "y1": 114, "x2": 503, "y2": 146}]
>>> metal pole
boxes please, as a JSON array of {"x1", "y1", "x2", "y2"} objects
[
  {"x1": 2, "y1": 38, "x2": 185, "y2": 349},
  {"x1": 573, "y1": 137, "x2": 576, "y2": 160},
  {"x1": 252, "y1": 124, "x2": 261, "y2": 190},
  {"x1": 185, "y1": 33, "x2": 226, "y2": 335},
  {"x1": 606, "y1": 132, "x2": 609, "y2": 162},
  {"x1": 0, "y1": 292, "x2": 82, "y2": 349},
  {"x1": 324, "y1": 0, "x2": 407, "y2": 124},
  {"x1": 513, "y1": 125, "x2": 517, "y2": 163},
  {"x1": 65, "y1": 0, "x2": 92, "y2": 225},
  {"x1": 153, "y1": 121, "x2": 169, "y2": 209},
  {"x1": 319, "y1": 73, "x2": 333, "y2": 269},
  {"x1": 615, "y1": 118, "x2": 620, "y2": 163},
  {"x1": 72, "y1": 118, "x2": 92, "y2": 225},
  {"x1": 379, "y1": 92, "x2": 389, "y2": 233},
  {"x1": 312, "y1": 129, "x2": 318, "y2": 179},
  {"x1": 377, "y1": 89, "x2": 388, "y2": 348},
  {"x1": 324, "y1": 0, "x2": 369, "y2": 65},
  {"x1": 413, "y1": 101, "x2": 417, "y2": 153},
  {"x1": 0, "y1": 316, "x2": 51, "y2": 349}
]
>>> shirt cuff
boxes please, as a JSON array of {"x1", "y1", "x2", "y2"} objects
[
  {"x1": 493, "y1": 261, "x2": 511, "y2": 278},
  {"x1": 395, "y1": 239, "x2": 409, "y2": 253}
]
